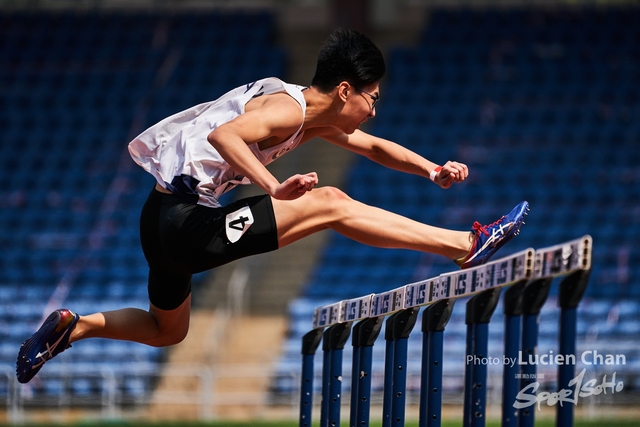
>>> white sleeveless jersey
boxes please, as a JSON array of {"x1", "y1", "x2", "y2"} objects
[{"x1": 128, "y1": 77, "x2": 307, "y2": 208}]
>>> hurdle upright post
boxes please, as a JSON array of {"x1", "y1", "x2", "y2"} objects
[
  {"x1": 350, "y1": 321, "x2": 363, "y2": 427},
  {"x1": 320, "y1": 323, "x2": 351, "y2": 427},
  {"x1": 350, "y1": 316, "x2": 383, "y2": 427},
  {"x1": 556, "y1": 268, "x2": 591, "y2": 427},
  {"x1": 382, "y1": 314, "x2": 396, "y2": 427},
  {"x1": 419, "y1": 299, "x2": 455, "y2": 427},
  {"x1": 463, "y1": 288, "x2": 502, "y2": 427},
  {"x1": 300, "y1": 329, "x2": 323, "y2": 427},
  {"x1": 500, "y1": 280, "x2": 527, "y2": 427},
  {"x1": 390, "y1": 308, "x2": 419, "y2": 427},
  {"x1": 519, "y1": 277, "x2": 552, "y2": 427},
  {"x1": 382, "y1": 309, "x2": 420, "y2": 427}
]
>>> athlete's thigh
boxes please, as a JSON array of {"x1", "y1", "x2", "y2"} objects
[
  {"x1": 140, "y1": 188, "x2": 194, "y2": 311},
  {"x1": 271, "y1": 186, "x2": 349, "y2": 247}
]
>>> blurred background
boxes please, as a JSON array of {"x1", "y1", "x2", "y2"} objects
[{"x1": 0, "y1": 0, "x2": 638, "y2": 424}]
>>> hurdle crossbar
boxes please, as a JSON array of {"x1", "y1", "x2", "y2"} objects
[{"x1": 312, "y1": 236, "x2": 591, "y2": 329}]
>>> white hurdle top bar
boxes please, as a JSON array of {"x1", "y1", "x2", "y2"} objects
[{"x1": 312, "y1": 235, "x2": 592, "y2": 329}]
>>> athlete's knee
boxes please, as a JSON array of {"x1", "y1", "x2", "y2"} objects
[
  {"x1": 313, "y1": 186, "x2": 352, "y2": 204},
  {"x1": 305, "y1": 186, "x2": 356, "y2": 223},
  {"x1": 150, "y1": 324, "x2": 189, "y2": 347},
  {"x1": 148, "y1": 302, "x2": 190, "y2": 347}
]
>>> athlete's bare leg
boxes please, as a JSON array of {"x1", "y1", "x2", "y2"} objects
[
  {"x1": 271, "y1": 186, "x2": 473, "y2": 260},
  {"x1": 68, "y1": 295, "x2": 191, "y2": 346}
]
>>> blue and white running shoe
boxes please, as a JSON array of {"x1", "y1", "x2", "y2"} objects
[
  {"x1": 16, "y1": 309, "x2": 79, "y2": 384},
  {"x1": 456, "y1": 201, "x2": 529, "y2": 269}
]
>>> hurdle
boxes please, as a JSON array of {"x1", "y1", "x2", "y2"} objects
[{"x1": 298, "y1": 235, "x2": 592, "y2": 427}]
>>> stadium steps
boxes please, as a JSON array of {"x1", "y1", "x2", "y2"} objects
[
  {"x1": 146, "y1": 310, "x2": 221, "y2": 421},
  {"x1": 146, "y1": 312, "x2": 287, "y2": 420},
  {"x1": 209, "y1": 315, "x2": 288, "y2": 418}
]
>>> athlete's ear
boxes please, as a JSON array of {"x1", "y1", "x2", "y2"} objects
[{"x1": 337, "y1": 81, "x2": 350, "y2": 104}]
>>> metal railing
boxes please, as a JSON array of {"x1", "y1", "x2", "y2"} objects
[{"x1": 1, "y1": 362, "x2": 296, "y2": 424}]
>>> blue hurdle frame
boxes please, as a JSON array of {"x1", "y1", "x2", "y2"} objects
[
  {"x1": 462, "y1": 288, "x2": 502, "y2": 427},
  {"x1": 300, "y1": 329, "x2": 323, "y2": 427},
  {"x1": 350, "y1": 321, "x2": 363, "y2": 427},
  {"x1": 501, "y1": 280, "x2": 527, "y2": 427},
  {"x1": 350, "y1": 316, "x2": 383, "y2": 427},
  {"x1": 420, "y1": 299, "x2": 455, "y2": 427},
  {"x1": 320, "y1": 323, "x2": 351, "y2": 427},
  {"x1": 556, "y1": 268, "x2": 591, "y2": 427},
  {"x1": 518, "y1": 277, "x2": 552, "y2": 427},
  {"x1": 383, "y1": 309, "x2": 419, "y2": 427},
  {"x1": 301, "y1": 237, "x2": 592, "y2": 427},
  {"x1": 382, "y1": 314, "x2": 395, "y2": 427}
]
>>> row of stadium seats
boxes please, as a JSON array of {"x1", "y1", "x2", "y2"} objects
[{"x1": 424, "y1": 8, "x2": 640, "y2": 36}]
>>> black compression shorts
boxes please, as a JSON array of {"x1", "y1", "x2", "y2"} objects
[{"x1": 139, "y1": 187, "x2": 279, "y2": 310}]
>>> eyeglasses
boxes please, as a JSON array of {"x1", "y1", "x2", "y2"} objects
[{"x1": 353, "y1": 84, "x2": 380, "y2": 110}]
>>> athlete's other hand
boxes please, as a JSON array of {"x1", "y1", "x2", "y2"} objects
[
  {"x1": 434, "y1": 161, "x2": 468, "y2": 189},
  {"x1": 272, "y1": 172, "x2": 319, "y2": 200}
]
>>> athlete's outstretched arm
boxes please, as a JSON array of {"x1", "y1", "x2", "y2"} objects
[{"x1": 321, "y1": 128, "x2": 468, "y2": 189}]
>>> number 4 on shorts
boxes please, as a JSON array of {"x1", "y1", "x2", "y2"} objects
[{"x1": 225, "y1": 205, "x2": 254, "y2": 243}]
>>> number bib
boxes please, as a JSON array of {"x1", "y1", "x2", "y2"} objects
[{"x1": 225, "y1": 205, "x2": 255, "y2": 243}]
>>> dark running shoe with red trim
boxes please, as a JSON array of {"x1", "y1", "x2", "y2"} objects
[
  {"x1": 16, "y1": 309, "x2": 79, "y2": 384},
  {"x1": 456, "y1": 201, "x2": 529, "y2": 269}
]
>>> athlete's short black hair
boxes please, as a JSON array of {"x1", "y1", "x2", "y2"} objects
[{"x1": 311, "y1": 28, "x2": 385, "y2": 93}]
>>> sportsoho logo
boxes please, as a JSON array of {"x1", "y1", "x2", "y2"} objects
[
  {"x1": 514, "y1": 368, "x2": 624, "y2": 410},
  {"x1": 466, "y1": 350, "x2": 626, "y2": 410}
]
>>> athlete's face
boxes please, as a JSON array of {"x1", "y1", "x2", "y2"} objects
[
  {"x1": 341, "y1": 82, "x2": 380, "y2": 133},
  {"x1": 353, "y1": 84, "x2": 380, "y2": 114}
]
